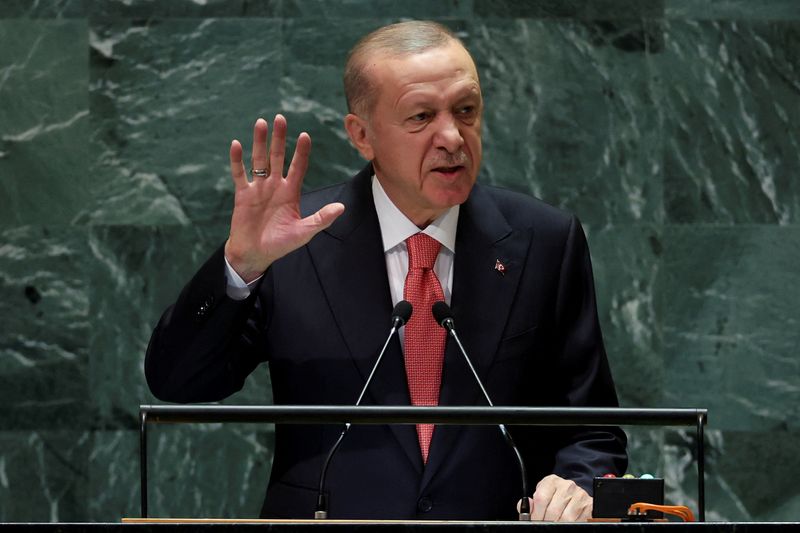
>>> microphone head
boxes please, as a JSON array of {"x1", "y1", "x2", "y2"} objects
[
  {"x1": 392, "y1": 300, "x2": 413, "y2": 326},
  {"x1": 431, "y1": 301, "x2": 453, "y2": 327}
]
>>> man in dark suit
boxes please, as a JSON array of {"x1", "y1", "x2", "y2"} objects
[{"x1": 146, "y1": 20, "x2": 627, "y2": 521}]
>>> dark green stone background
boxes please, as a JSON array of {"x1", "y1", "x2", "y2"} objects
[{"x1": 1, "y1": 0, "x2": 798, "y2": 522}]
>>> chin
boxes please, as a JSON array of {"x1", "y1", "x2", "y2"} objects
[{"x1": 432, "y1": 188, "x2": 472, "y2": 209}]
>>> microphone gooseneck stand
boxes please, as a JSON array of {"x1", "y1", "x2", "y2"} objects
[
  {"x1": 314, "y1": 300, "x2": 413, "y2": 519},
  {"x1": 432, "y1": 301, "x2": 532, "y2": 521}
]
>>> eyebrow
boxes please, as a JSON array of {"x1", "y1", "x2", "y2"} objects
[{"x1": 399, "y1": 85, "x2": 482, "y2": 109}]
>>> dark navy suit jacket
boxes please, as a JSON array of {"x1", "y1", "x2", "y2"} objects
[{"x1": 145, "y1": 163, "x2": 627, "y2": 520}]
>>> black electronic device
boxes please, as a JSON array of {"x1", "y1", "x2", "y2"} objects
[{"x1": 592, "y1": 476, "x2": 665, "y2": 519}]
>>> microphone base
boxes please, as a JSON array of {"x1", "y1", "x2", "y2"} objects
[
  {"x1": 519, "y1": 512, "x2": 531, "y2": 521},
  {"x1": 314, "y1": 511, "x2": 328, "y2": 520}
]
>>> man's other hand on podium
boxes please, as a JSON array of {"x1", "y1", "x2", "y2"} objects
[{"x1": 519, "y1": 474, "x2": 592, "y2": 522}]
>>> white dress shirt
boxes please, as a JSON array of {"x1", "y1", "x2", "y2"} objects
[{"x1": 370, "y1": 175, "x2": 457, "y2": 308}]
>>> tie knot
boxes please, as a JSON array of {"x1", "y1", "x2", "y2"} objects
[{"x1": 407, "y1": 233, "x2": 441, "y2": 270}]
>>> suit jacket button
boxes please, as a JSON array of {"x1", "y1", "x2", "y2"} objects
[{"x1": 417, "y1": 496, "x2": 433, "y2": 513}]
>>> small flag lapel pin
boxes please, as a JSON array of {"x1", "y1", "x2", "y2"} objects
[{"x1": 494, "y1": 259, "x2": 506, "y2": 275}]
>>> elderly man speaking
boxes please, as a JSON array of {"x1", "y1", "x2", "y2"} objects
[{"x1": 146, "y1": 20, "x2": 627, "y2": 521}]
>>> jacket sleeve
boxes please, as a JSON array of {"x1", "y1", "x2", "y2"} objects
[
  {"x1": 144, "y1": 244, "x2": 271, "y2": 403},
  {"x1": 549, "y1": 216, "x2": 628, "y2": 492}
]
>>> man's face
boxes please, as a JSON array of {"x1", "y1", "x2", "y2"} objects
[{"x1": 346, "y1": 40, "x2": 483, "y2": 226}]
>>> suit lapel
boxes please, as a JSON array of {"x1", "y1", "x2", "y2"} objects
[
  {"x1": 305, "y1": 165, "x2": 423, "y2": 474},
  {"x1": 421, "y1": 184, "x2": 532, "y2": 490}
]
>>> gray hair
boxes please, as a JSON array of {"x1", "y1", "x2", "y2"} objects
[{"x1": 343, "y1": 20, "x2": 465, "y2": 116}]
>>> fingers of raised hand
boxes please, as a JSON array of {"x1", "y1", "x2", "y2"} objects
[
  {"x1": 247, "y1": 115, "x2": 299, "y2": 181},
  {"x1": 269, "y1": 114, "x2": 287, "y2": 178},
  {"x1": 286, "y1": 132, "x2": 311, "y2": 193},
  {"x1": 235, "y1": 116, "x2": 311, "y2": 196},
  {"x1": 229, "y1": 139, "x2": 248, "y2": 191},
  {"x1": 250, "y1": 118, "x2": 270, "y2": 178}
]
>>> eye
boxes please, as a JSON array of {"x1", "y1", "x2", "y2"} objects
[
  {"x1": 457, "y1": 105, "x2": 477, "y2": 117},
  {"x1": 409, "y1": 112, "x2": 431, "y2": 122}
]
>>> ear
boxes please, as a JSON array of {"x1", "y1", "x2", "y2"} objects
[{"x1": 344, "y1": 113, "x2": 375, "y2": 161}]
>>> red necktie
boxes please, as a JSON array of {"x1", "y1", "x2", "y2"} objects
[{"x1": 403, "y1": 233, "x2": 446, "y2": 463}]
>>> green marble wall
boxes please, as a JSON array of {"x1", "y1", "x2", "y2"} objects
[{"x1": 1, "y1": 0, "x2": 798, "y2": 522}]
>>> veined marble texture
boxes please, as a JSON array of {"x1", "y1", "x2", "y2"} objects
[
  {"x1": 662, "y1": 20, "x2": 800, "y2": 224},
  {"x1": 1, "y1": 0, "x2": 799, "y2": 523}
]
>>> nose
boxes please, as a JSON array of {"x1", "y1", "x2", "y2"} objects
[{"x1": 431, "y1": 113, "x2": 464, "y2": 154}]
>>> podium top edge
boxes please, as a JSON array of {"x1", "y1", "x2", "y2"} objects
[{"x1": 138, "y1": 405, "x2": 708, "y2": 427}]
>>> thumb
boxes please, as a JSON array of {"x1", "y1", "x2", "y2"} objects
[
  {"x1": 316, "y1": 202, "x2": 346, "y2": 228},
  {"x1": 299, "y1": 202, "x2": 345, "y2": 238}
]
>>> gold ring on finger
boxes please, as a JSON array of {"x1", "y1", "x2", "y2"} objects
[{"x1": 251, "y1": 167, "x2": 268, "y2": 178}]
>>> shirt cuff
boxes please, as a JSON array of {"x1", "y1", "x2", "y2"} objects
[{"x1": 224, "y1": 256, "x2": 263, "y2": 300}]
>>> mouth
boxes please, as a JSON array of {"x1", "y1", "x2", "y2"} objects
[{"x1": 431, "y1": 165, "x2": 465, "y2": 177}]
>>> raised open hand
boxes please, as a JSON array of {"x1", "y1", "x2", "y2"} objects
[{"x1": 224, "y1": 115, "x2": 345, "y2": 283}]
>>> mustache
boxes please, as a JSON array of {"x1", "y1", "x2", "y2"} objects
[{"x1": 429, "y1": 151, "x2": 469, "y2": 168}]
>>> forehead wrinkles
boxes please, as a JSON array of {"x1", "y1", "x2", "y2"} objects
[
  {"x1": 364, "y1": 44, "x2": 481, "y2": 108},
  {"x1": 395, "y1": 79, "x2": 482, "y2": 111},
  {"x1": 381, "y1": 67, "x2": 481, "y2": 110}
]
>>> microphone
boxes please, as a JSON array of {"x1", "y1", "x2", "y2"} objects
[
  {"x1": 431, "y1": 301, "x2": 532, "y2": 521},
  {"x1": 314, "y1": 300, "x2": 412, "y2": 519}
]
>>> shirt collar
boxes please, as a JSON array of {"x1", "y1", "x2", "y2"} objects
[{"x1": 371, "y1": 175, "x2": 459, "y2": 253}]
